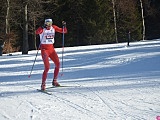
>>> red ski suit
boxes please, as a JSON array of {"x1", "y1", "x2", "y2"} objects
[{"x1": 36, "y1": 25, "x2": 67, "y2": 84}]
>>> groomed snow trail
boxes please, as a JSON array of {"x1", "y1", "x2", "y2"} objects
[{"x1": 0, "y1": 40, "x2": 160, "y2": 120}]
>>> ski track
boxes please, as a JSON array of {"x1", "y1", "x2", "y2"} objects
[
  {"x1": 55, "y1": 94, "x2": 102, "y2": 119},
  {"x1": 75, "y1": 83, "x2": 118, "y2": 116},
  {"x1": 103, "y1": 80, "x2": 159, "y2": 120},
  {"x1": 76, "y1": 82, "x2": 140, "y2": 120},
  {"x1": 69, "y1": 78, "x2": 160, "y2": 120},
  {"x1": 25, "y1": 83, "x2": 121, "y2": 120},
  {"x1": 43, "y1": 84, "x2": 107, "y2": 119},
  {"x1": 1, "y1": 74, "x2": 159, "y2": 120},
  {"x1": 25, "y1": 84, "x2": 106, "y2": 120},
  {"x1": 51, "y1": 93, "x2": 105, "y2": 120}
]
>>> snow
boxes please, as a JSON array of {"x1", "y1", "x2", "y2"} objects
[{"x1": 0, "y1": 40, "x2": 160, "y2": 120}]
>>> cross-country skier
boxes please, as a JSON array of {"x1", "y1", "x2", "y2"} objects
[{"x1": 36, "y1": 18, "x2": 67, "y2": 90}]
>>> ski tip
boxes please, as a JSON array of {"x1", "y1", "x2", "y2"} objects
[{"x1": 37, "y1": 89, "x2": 52, "y2": 95}]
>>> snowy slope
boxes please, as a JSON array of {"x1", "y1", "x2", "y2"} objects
[{"x1": 0, "y1": 40, "x2": 160, "y2": 120}]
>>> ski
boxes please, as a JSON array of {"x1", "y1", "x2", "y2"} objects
[
  {"x1": 37, "y1": 86, "x2": 72, "y2": 95},
  {"x1": 37, "y1": 89, "x2": 52, "y2": 95},
  {"x1": 46, "y1": 85, "x2": 80, "y2": 89},
  {"x1": 46, "y1": 85, "x2": 80, "y2": 90},
  {"x1": 37, "y1": 85, "x2": 80, "y2": 95}
]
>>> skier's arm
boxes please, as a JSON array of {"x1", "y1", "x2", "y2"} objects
[
  {"x1": 53, "y1": 25, "x2": 67, "y2": 33},
  {"x1": 36, "y1": 27, "x2": 43, "y2": 34}
]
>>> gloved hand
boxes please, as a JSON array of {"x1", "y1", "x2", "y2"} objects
[{"x1": 62, "y1": 21, "x2": 66, "y2": 27}]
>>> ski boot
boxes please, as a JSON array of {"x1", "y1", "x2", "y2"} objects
[
  {"x1": 41, "y1": 82, "x2": 46, "y2": 91},
  {"x1": 52, "y1": 79, "x2": 60, "y2": 87}
]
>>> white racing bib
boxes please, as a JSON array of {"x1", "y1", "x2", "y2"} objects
[{"x1": 40, "y1": 26, "x2": 55, "y2": 44}]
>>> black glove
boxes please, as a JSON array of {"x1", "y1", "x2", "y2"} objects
[{"x1": 62, "y1": 21, "x2": 66, "y2": 27}]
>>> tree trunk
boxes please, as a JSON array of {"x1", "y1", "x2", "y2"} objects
[
  {"x1": 112, "y1": 0, "x2": 118, "y2": 43},
  {"x1": 6, "y1": 0, "x2": 10, "y2": 54},
  {"x1": 140, "y1": 0, "x2": 145, "y2": 40},
  {"x1": 34, "y1": 16, "x2": 37, "y2": 50},
  {"x1": 22, "y1": 2, "x2": 29, "y2": 54}
]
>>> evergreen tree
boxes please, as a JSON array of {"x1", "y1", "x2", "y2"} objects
[
  {"x1": 0, "y1": 0, "x2": 160, "y2": 54},
  {"x1": 116, "y1": 0, "x2": 142, "y2": 42},
  {"x1": 82, "y1": 0, "x2": 115, "y2": 45}
]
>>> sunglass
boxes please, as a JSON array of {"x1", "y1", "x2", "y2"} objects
[{"x1": 45, "y1": 21, "x2": 52, "y2": 26}]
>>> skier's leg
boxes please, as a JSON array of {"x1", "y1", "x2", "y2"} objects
[
  {"x1": 41, "y1": 49, "x2": 50, "y2": 89},
  {"x1": 49, "y1": 49, "x2": 60, "y2": 86}
]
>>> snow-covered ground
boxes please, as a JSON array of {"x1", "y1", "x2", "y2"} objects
[{"x1": 0, "y1": 40, "x2": 160, "y2": 120}]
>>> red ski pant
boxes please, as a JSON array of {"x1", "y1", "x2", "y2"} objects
[{"x1": 40, "y1": 44, "x2": 60, "y2": 84}]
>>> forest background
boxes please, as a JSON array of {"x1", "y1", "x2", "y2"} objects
[{"x1": 0, "y1": 0, "x2": 160, "y2": 54}]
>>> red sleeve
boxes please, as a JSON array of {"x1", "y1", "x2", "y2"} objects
[
  {"x1": 53, "y1": 25, "x2": 67, "y2": 33},
  {"x1": 36, "y1": 27, "x2": 43, "y2": 34}
]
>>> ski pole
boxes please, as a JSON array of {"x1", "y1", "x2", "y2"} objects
[
  {"x1": 28, "y1": 48, "x2": 40, "y2": 78},
  {"x1": 28, "y1": 28, "x2": 45, "y2": 78},
  {"x1": 61, "y1": 25, "x2": 65, "y2": 76}
]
